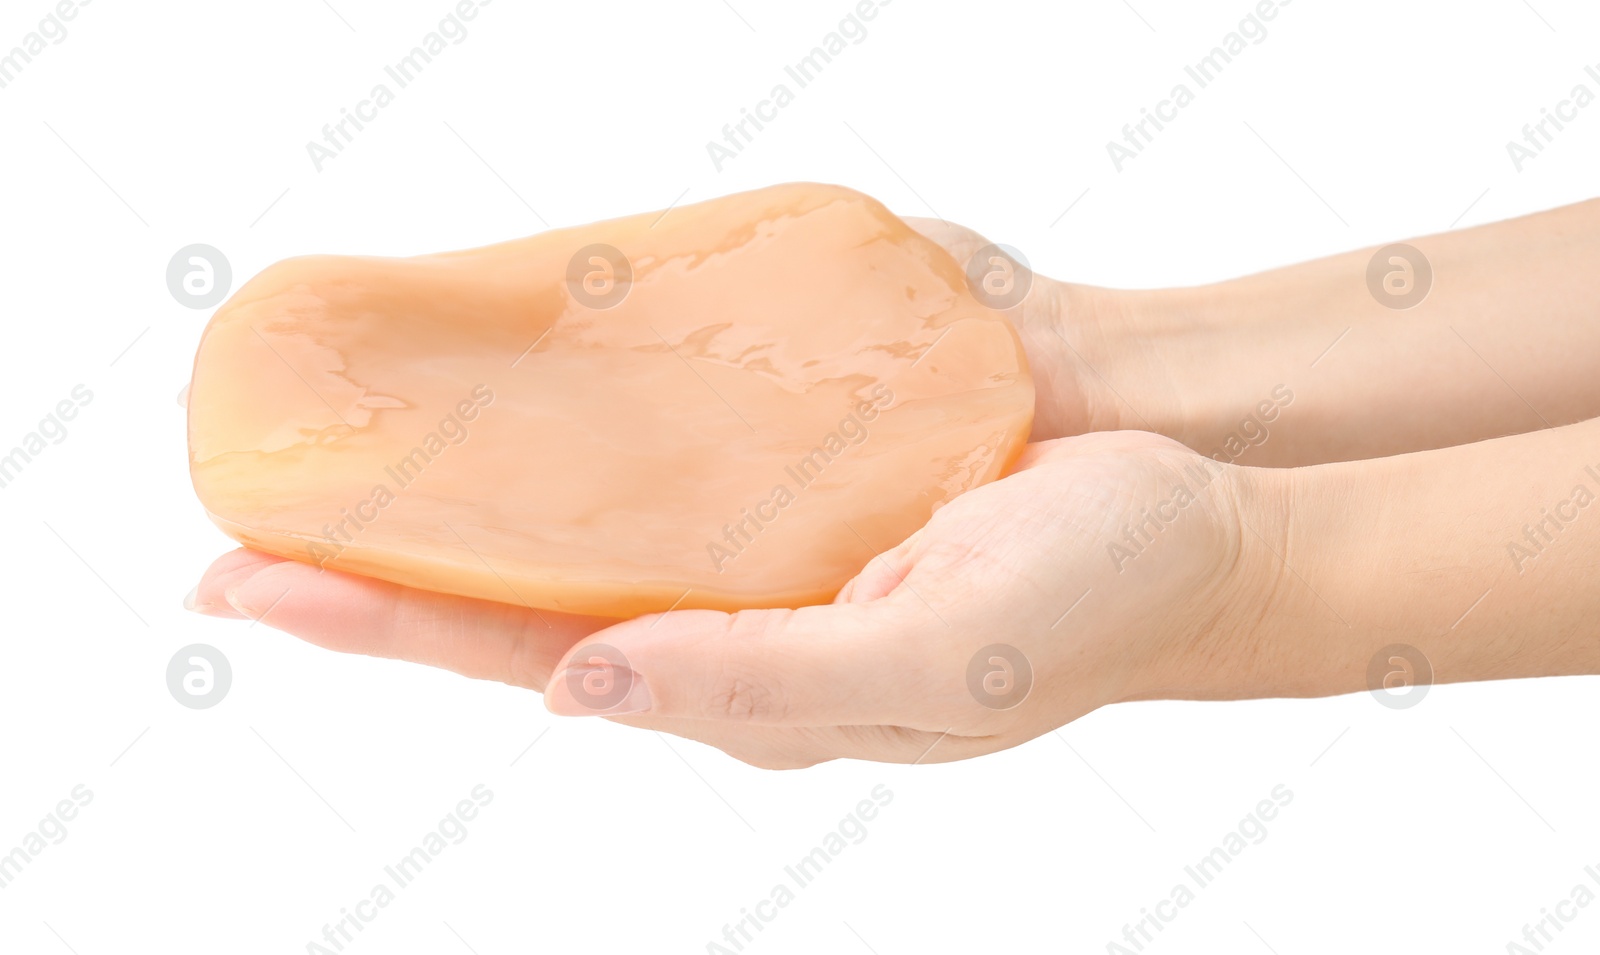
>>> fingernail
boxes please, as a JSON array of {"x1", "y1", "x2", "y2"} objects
[
  {"x1": 186, "y1": 583, "x2": 239, "y2": 618},
  {"x1": 547, "y1": 664, "x2": 651, "y2": 717},
  {"x1": 224, "y1": 586, "x2": 254, "y2": 617}
]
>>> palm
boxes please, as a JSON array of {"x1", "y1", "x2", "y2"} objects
[{"x1": 821, "y1": 431, "x2": 1245, "y2": 750}]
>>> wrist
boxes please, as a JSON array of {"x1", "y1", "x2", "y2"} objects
[
  {"x1": 1019, "y1": 282, "x2": 1182, "y2": 441},
  {"x1": 1042, "y1": 283, "x2": 1304, "y2": 463},
  {"x1": 1006, "y1": 280, "x2": 1139, "y2": 441},
  {"x1": 1219, "y1": 456, "x2": 1377, "y2": 700},
  {"x1": 1118, "y1": 452, "x2": 1364, "y2": 704},
  {"x1": 1103, "y1": 449, "x2": 1305, "y2": 705}
]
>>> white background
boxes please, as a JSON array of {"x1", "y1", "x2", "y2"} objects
[{"x1": 3, "y1": 0, "x2": 1598, "y2": 952}]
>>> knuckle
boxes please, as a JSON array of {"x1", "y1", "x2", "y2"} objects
[
  {"x1": 711, "y1": 674, "x2": 788, "y2": 722},
  {"x1": 702, "y1": 610, "x2": 798, "y2": 723}
]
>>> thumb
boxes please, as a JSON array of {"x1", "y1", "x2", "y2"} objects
[{"x1": 541, "y1": 599, "x2": 952, "y2": 729}]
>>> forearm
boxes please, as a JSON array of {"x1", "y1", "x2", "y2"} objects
[
  {"x1": 1072, "y1": 198, "x2": 1600, "y2": 466},
  {"x1": 1216, "y1": 415, "x2": 1600, "y2": 700}
]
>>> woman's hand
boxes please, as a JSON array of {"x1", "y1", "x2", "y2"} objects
[
  {"x1": 916, "y1": 199, "x2": 1600, "y2": 466},
  {"x1": 189, "y1": 198, "x2": 1600, "y2": 769},
  {"x1": 193, "y1": 431, "x2": 1280, "y2": 768}
]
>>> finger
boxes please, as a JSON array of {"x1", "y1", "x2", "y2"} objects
[
  {"x1": 189, "y1": 547, "x2": 286, "y2": 618},
  {"x1": 832, "y1": 527, "x2": 920, "y2": 606},
  {"x1": 541, "y1": 597, "x2": 956, "y2": 729},
  {"x1": 225, "y1": 558, "x2": 613, "y2": 691}
]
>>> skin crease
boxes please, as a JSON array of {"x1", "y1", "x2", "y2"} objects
[{"x1": 192, "y1": 200, "x2": 1600, "y2": 769}]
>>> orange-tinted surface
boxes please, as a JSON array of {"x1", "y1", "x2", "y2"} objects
[{"x1": 188, "y1": 183, "x2": 1034, "y2": 616}]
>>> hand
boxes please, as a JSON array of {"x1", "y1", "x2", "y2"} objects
[
  {"x1": 902, "y1": 217, "x2": 1170, "y2": 444},
  {"x1": 193, "y1": 431, "x2": 1275, "y2": 768},
  {"x1": 924, "y1": 199, "x2": 1600, "y2": 466}
]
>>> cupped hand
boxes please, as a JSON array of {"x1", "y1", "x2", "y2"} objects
[{"x1": 193, "y1": 431, "x2": 1274, "y2": 768}]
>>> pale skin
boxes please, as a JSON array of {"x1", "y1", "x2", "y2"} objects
[{"x1": 190, "y1": 199, "x2": 1600, "y2": 768}]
